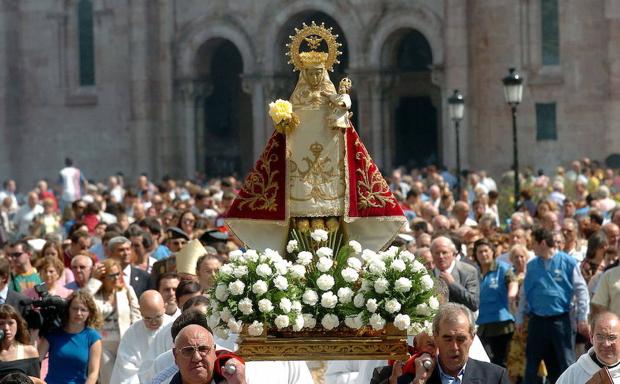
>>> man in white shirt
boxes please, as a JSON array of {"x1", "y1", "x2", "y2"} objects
[
  {"x1": 110, "y1": 290, "x2": 173, "y2": 384},
  {"x1": 13, "y1": 192, "x2": 43, "y2": 237}
]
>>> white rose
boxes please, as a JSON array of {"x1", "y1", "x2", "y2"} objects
[
  {"x1": 311, "y1": 229, "x2": 329, "y2": 242},
  {"x1": 292, "y1": 314, "x2": 305, "y2": 331},
  {"x1": 316, "y1": 274, "x2": 335, "y2": 291},
  {"x1": 344, "y1": 314, "x2": 364, "y2": 329},
  {"x1": 274, "y1": 315, "x2": 290, "y2": 329},
  {"x1": 391, "y1": 259, "x2": 406, "y2": 272},
  {"x1": 347, "y1": 257, "x2": 362, "y2": 271},
  {"x1": 233, "y1": 265, "x2": 248, "y2": 278},
  {"x1": 274, "y1": 261, "x2": 289, "y2": 275},
  {"x1": 248, "y1": 320, "x2": 264, "y2": 336},
  {"x1": 341, "y1": 267, "x2": 359, "y2": 283},
  {"x1": 238, "y1": 298, "x2": 254, "y2": 315},
  {"x1": 369, "y1": 313, "x2": 386, "y2": 330},
  {"x1": 394, "y1": 277, "x2": 412, "y2": 293},
  {"x1": 229, "y1": 250, "x2": 243, "y2": 262},
  {"x1": 302, "y1": 290, "x2": 319, "y2": 306},
  {"x1": 227, "y1": 318, "x2": 243, "y2": 333},
  {"x1": 279, "y1": 297, "x2": 292, "y2": 313},
  {"x1": 337, "y1": 287, "x2": 354, "y2": 304},
  {"x1": 386, "y1": 246, "x2": 399, "y2": 258},
  {"x1": 302, "y1": 313, "x2": 316, "y2": 329},
  {"x1": 316, "y1": 256, "x2": 334, "y2": 272},
  {"x1": 366, "y1": 298, "x2": 378, "y2": 313},
  {"x1": 361, "y1": 249, "x2": 377, "y2": 263},
  {"x1": 296, "y1": 251, "x2": 313, "y2": 266},
  {"x1": 215, "y1": 284, "x2": 229, "y2": 302},
  {"x1": 316, "y1": 247, "x2": 333, "y2": 258},
  {"x1": 399, "y1": 250, "x2": 415, "y2": 263},
  {"x1": 416, "y1": 303, "x2": 432, "y2": 316},
  {"x1": 429, "y1": 296, "x2": 440, "y2": 310},
  {"x1": 420, "y1": 274, "x2": 434, "y2": 290},
  {"x1": 368, "y1": 260, "x2": 387, "y2": 274},
  {"x1": 252, "y1": 280, "x2": 268, "y2": 296},
  {"x1": 348, "y1": 240, "x2": 362, "y2": 254},
  {"x1": 374, "y1": 278, "x2": 389, "y2": 294},
  {"x1": 228, "y1": 280, "x2": 245, "y2": 296},
  {"x1": 291, "y1": 300, "x2": 302, "y2": 313},
  {"x1": 321, "y1": 314, "x2": 340, "y2": 330},
  {"x1": 286, "y1": 240, "x2": 298, "y2": 253},
  {"x1": 384, "y1": 299, "x2": 402, "y2": 314},
  {"x1": 244, "y1": 250, "x2": 259, "y2": 263},
  {"x1": 220, "y1": 264, "x2": 234, "y2": 275},
  {"x1": 353, "y1": 293, "x2": 366, "y2": 308},
  {"x1": 273, "y1": 275, "x2": 289, "y2": 291},
  {"x1": 289, "y1": 264, "x2": 306, "y2": 279},
  {"x1": 394, "y1": 314, "x2": 411, "y2": 331},
  {"x1": 256, "y1": 263, "x2": 273, "y2": 278},
  {"x1": 220, "y1": 307, "x2": 232, "y2": 322},
  {"x1": 214, "y1": 326, "x2": 230, "y2": 340},
  {"x1": 321, "y1": 291, "x2": 338, "y2": 309},
  {"x1": 258, "y1": 299, "x2": 274, "y2": 313},
  {"x1": 264, "y1": 248, "x2": 283, "y2": 264},
  {"x1": 412, "y1": 260, "x2": 425, "y2": 273}
]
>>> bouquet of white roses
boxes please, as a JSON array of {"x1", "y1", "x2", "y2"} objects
[
  {"x1": 346, "y1": 246, "x2": 439, "y2": 333},
  {"x1": 207, "y1": 237, "x2": 437, "y2": 338},
  {"x1": 207, "y1": 248, "x2": 305, "y2": 339}
]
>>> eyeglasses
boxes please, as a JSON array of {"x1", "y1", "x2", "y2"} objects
[
  {"x1": 143, "y1": 314, "x2": 164, "y2": 323},
  {"x1": 594, "y1": 333, "x2": 618, "y2": 343},
  {"x1": 176, "y1": 344, "x2": 214, "y2": 358},
  {"x1": 7, "y1": 252, "x2": 23, "y2": 258},
  {"x1": 182, "y1": 219, "x2": 195, "y2": 225}
]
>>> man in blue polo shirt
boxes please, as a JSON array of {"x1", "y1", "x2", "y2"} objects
[{"x1": 516, "y1": 228, "x2": 590, "y2": 384}]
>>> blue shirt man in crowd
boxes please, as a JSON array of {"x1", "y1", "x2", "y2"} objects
[{"x1": 516, "y1": 227, "x2": 590, "y2": 384}]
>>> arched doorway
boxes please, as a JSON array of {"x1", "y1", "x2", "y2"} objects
[
  {"x1": 194, "y1": 39, "x2": 253, "y2": 177},
  {"x1": 383, "y1": 29, "x2": 439, "y2": 169},
  {"x1": 273, "y1": 11, "x2": 354, "y2": 123}
]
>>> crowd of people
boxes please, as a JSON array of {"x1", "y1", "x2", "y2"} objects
[{"x1": 0, "y1": 156, "x2": 618, "y2": 383}]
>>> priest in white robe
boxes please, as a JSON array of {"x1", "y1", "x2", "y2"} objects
[{"x1": 110, "y1": 290, "x2": 173, "y2": 384}]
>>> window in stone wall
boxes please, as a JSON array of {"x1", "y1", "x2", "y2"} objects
[
  {"x1": 78, "y1": 0, "x2": 95, "y2": 86},
  {"x1": 541, "y1": 0, "x2": 559, "y2": 66},
  {"x1": 536, "y1": 103, "x2": 557, "y2": 141}
]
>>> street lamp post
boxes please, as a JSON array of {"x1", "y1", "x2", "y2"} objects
[
  {"x1": 502, "y1": 68, "x2": 524, "y2": 211},
  {"x1": 448, "y1": 89, "x2": 465, "y2": 200}
]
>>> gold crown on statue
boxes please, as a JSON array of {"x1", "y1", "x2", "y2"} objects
[{"x1": 286, "y1": 21, "x2": 342, "y2": 72}]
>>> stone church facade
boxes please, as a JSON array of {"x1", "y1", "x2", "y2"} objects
[{"x1": 1, "y1": 0, "x2": 619, "y2": 187}]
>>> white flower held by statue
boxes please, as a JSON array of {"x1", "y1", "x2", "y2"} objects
[
  {"x1": 268, "y1": 99, "x2": 293, "y2": 124},
  {"x1": 311, "y1": 229, "x2": 329, "y2": 242}
]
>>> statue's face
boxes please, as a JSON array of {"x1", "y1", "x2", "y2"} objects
[{"x1": 304, "y1": 67, "x2": 324, "y2": 87}]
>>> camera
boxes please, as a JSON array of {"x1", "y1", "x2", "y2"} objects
[{"x1": 20, "y1": 283, "x2": 67, "y2": 335}]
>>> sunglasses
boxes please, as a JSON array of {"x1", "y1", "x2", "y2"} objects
[
  {"x1": 104, "y1": 272, "x2": 121, "y2": 280},
  {"x1": 176, "y1": 344, "x2": 214, "y2": 358},
  {"x1": 7, "y1": 252, "x2": 23, "y2": 258}
]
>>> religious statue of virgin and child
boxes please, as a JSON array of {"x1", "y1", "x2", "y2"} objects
[{"x1": 226, "y1": 22, "x2": 406, "y2": 255}]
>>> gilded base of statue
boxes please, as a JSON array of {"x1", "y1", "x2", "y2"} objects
[{"x1": 238, "y1": 325, "x2": 408, "y2": 361}]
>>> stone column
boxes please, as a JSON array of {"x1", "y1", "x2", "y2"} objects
[
  {"x1": 241, "y1": 74, "x2": 269, "y2": 161},
  {"x1": 193, "y1": 80, "x2": 213, "y2": 176},
  {"x1": 605, "y1": 0, "x2": 620, "y2": 155},
  {"x1": 128, "y1": 0, "x2": 151, "y2": 178},
  {"x1": 179, "y1": 80, "x2": 196, "y2": 178}
]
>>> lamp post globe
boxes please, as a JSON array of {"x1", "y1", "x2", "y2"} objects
[
  {"x1": 502, "y1": 68, "x2": 524, "y2": 210},
  {"x1": 448, "y1": 89, "x2": 465, "y2": 199}
]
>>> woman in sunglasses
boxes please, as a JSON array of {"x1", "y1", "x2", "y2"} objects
[
  {"x1": 38, "y1": 290, "x2": 102, "y2": 384},
  {"x1": 91, "y1": 258, "x2": 140, "y2": 384}
]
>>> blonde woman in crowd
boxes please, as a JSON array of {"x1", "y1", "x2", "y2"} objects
[{"x1": 90, "y1": 258, "x2": 141, "y2": 383}]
